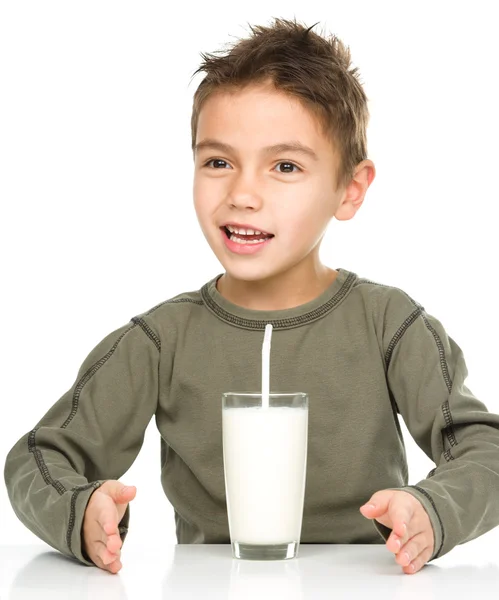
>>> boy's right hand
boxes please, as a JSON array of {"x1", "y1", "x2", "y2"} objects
[{"x1": 82, "y1": 480, "x2": 136, "y2": 573}]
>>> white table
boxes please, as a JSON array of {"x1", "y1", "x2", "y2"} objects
[{"x1": 1, "y1": 540, "x2": 499, "y2": 599}]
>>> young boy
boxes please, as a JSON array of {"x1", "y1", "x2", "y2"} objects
[{"x1": 4, "y1": 18, "x2": 499, "y2": 577}]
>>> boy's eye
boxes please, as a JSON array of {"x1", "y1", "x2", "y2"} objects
[
  {"x1": 205, "y1": 159, "x2": 231, "y2": 169},
  {"x1": 274, "y1": 162, "x2": 300, "y2": 173}
]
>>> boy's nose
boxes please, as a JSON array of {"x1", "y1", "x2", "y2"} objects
[
  {"x1": 227, "y1": 182, "x2": 263, "y2": 211},
  {"x1": 228, "y1": 193, "x2": 262, "y2": 211}
]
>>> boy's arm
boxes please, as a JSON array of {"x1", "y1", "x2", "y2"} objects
[
  {"x1": 3, "y1": 315, "x2": 160, "y2": 566},
  {"x1": 377, "y1": 291, "x2": 499, "y2": 561}
]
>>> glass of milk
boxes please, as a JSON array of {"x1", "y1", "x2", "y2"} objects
[{"x1": 222, "y1": 392, "x2": 309, "y2": 560}]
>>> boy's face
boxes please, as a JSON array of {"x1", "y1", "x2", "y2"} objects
[{"x1": 193, "y1": 82, "x2": 368, "y2": 283}]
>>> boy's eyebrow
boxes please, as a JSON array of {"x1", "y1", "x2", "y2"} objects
[{"x1": 194, "y1": 138, "x2": 319, "y2": 161}]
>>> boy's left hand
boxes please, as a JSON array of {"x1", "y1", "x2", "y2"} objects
[{"x1": 359, "y1": 490, "x2": 434, "y2": 574}]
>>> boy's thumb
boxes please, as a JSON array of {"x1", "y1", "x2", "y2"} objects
[
  {"x1": 107, "y1": 482, "x2": 136, "y2": 503},
  {"x1": 120, "y1": 484, "x2": 136, "y2": 497},
  {"x1": 360, "y1": 502, "x2": 380, "y2": 517},
  {"x1": 359, "y1": 490, "x2": 392, "y2": 518}
]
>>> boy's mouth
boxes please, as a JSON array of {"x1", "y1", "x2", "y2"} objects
[{"x1": 221, "y1": 225, "x2": 275, "y2": 245}]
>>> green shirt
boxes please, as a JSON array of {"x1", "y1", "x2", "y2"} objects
[{"x1": 4, "y1": 268, "x2": 499, "y2": 566}]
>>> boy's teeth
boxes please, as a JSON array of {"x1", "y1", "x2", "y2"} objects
[
  {"x1": 230, "y1": 235, "x2": 269, "y2": 244},
  {"x1": 226, "y1": 225, "x2": 264, "y2": 236}
]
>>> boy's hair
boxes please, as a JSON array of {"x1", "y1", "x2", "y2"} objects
[{"x1": 191, "y1": 18, "x2": 369, "y2": 187}]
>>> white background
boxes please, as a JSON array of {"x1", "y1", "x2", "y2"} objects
[{"x1": 1, "y1": 0, "x2": 498, "y2": 554}]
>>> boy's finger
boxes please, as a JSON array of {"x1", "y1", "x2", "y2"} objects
[
  {"x1": 96, "y1": 527, "x2": 122, "y2": 553},
  {"x1": 92, "y1": 542, "x2": 120, "y2": 571},
  {"x1": 402, "y1": 544, "x2": 433, "y2": 575},
  {"x1": 397, "y1": 531, "x2": 429, "y2": 567},
  {"x1": 99, "y1": 545, "x2": 119, "y2": 566},
  {"x1": 359, "y1": 489, "x2": 394, "y2": 518},
  {"x1": 389, "y1": 498, "x2": 415, "y2": 537},
  {"x1": 389, "y1": 509, "x2": 412, "y2": 538},
  {"x1": 92, "y1": 516, "x2": 114, "y2": 543},
  {"x1": 107, "y1": 558, "x2": 123, "y2": 574},
  {"x1": 98, "y1": 508, "x2": 119, "y2": 536},
  {"x1": 106, "y1": 532, "x2": 123, "y2": 554},
  {"x1": 386, "y1": 526, "x2": 408, "y2": 554},
  {"x1": 94, "y1": 538, "x2": 121, "y2": 561},
  {"x1": 386, "y1": 506, "x2": 415, "y2": 553}
]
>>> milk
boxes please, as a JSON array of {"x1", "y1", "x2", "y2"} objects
[{"x1": 222, "y1": 405, "x2": 308, "y2": 545}]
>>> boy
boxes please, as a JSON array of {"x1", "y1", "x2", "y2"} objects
[{"x1": 4, "y1": 18, "x2": 499, "y2": 577}]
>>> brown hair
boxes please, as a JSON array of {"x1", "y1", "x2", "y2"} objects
[{"x1": 190, "y1": 18, "x2": 369, "y2": 187}]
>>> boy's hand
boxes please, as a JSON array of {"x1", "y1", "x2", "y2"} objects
[
  {"x1": 359, "y1": 490, "x2": 434, "y2": 574},
  {"x1": 82, "y1": 480, "x2": 136, "y2": 574}
]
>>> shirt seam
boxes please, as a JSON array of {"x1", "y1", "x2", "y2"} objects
[
  {"x1": 60, "y1": 323, "x2": 138, "y2": 430},
  {"x1": 199, "y1": 271, "x2": 357, "y2": 330},
  {"x1": 131, "y1": 316, "x2": 161, "y2": 351},
  {"x1": 145, "y1": 297, "x2": 204, "y2": 317},
  {"x1": 357, "y1": 279, "x2": 458, "y2": 461}
]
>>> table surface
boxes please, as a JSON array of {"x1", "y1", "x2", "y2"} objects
[{"x1": 2, "y1": 540, "x2": 499, "y2": 599}]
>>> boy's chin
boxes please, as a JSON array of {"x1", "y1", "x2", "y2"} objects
[{"x1": 220, "y1": 264, "x2": 283, "y2": 283}]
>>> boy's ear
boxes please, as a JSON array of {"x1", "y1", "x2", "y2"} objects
[{"x1": 335, "y1": 160, "x2": 375, "y2": 221}]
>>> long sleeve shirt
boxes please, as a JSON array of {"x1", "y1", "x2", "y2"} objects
[{"x1": 4, "y1": 268, "x2": 499, "y2": 566}]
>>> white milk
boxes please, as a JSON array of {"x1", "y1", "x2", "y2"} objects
[{"x1": 222, "y1": 406, "x2": 308, "y2": 545}]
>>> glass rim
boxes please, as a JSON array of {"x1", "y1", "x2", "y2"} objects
[{"x1": 222, "y1": 392, "x2": 308, "y2": 398}]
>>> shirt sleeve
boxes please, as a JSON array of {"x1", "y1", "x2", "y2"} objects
[
  {"x1": 3, "y1": 314, "x2": 160, "y2": 566},
  {"x1": 371, "y1": 289, "x2": 499, "y2": 561}
]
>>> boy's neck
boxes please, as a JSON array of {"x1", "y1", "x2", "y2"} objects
[{"x1": 216, "y1": 264, "x2": 338, "y2": 311}]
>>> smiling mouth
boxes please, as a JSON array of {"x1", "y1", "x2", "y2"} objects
[{"x1": 221, "y1": 226, "x2": 275, "y2": 243}]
